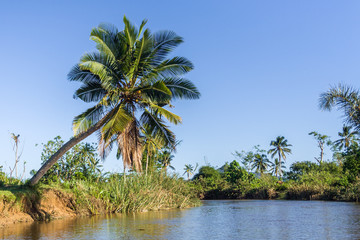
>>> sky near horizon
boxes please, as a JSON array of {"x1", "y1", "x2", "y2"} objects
[{"x1": 1, "y1": 1, "x2": 360, "y2": 178}]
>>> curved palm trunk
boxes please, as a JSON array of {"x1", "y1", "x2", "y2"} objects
[{"x1": 29, "y1": 112, "x2": 113, "y2": 186}]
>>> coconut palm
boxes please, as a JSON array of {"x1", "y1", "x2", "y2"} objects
[
  {"x1": 158, "y1": 150, "x2": 175, "y2": 172},
  {"x1": 268, "y1": 136, "x2": 292, "y2": 177},
  {"x1": 333, "y1": 125, "x2": 359, "y2": 151},
  {"x1": 252, "y1": 154, "x2": 270, "y2": 175},
  {"x1": 270, "y1": 158, "x2": 285, "y2": 178},
  {"x1": 183, "y1": 163, "x2": 198, "y2": 180},
  {"x1": 30, "y1": 17, "x2": 200, "y2": 185},
  {"x1": 319, "y1": 84, "x2": 360, "y2": 130},
  {"x1": 142, "y1": 124, "x2": 163, "y2": 175}
]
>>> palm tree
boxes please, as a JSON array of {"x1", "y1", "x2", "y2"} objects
[
  {"x1": 308, "y1": 131, "x2": 331, "y2": 164},
  {"x1": 142, "y1": 124, "x2": 163, "y2": 175},
  {"x1": 252, "y1": 154, "x2": 270, "y2": 176},
  {"x1": 158, "y1": 150, "x2": 175, "y2": 172},
  {"x1": 268, "y1": 136, "x2": 292, "y2": 178},
  {"x1": 320, "y1": 84, "x2": 360, "y2": 129},
  {"x1": 270, "y1": 158, "x2": 285, "y2": 178},
  {"x1": 333, "y1": 125, "x2": 359, "y2": 151},
  {"x1": 29, "y1": 17, "x2": 200, "y2": 185},
  {"x1": 183, "y1": 163, "x2": 198, "y2": 180}
]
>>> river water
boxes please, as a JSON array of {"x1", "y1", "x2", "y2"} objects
[{"x1": 2, "y1": 200, "x2": 360, "y2": 240}]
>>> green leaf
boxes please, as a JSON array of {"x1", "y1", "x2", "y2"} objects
[{"x1": 101, "y1": 106, "x2": 133, "y2": 143}]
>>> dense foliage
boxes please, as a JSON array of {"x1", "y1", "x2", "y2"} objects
[{"x1": 191, "y1": 141, "x2": 360, "y2": 201}]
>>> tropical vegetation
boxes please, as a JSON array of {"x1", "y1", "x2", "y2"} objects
[
  {"x1": 2, "y1": 15, "x2": 360, "y2": 228},
  {"x1": 190, "y1": 84, "x2": 360, "y2": 201}
]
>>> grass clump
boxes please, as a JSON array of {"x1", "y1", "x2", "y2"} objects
[{"x1": 44, "y1": 171, "x2": 200, "y2": 215}]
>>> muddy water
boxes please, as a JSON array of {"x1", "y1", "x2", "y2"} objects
[{"x1": 2, "y1": 200, "x2": 360, "y2": 240}]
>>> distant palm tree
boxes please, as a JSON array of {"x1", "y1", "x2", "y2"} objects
[
  {"x1": 268, "y1": 136, "x2": 292, "y2": 177},
  {"x1": 309, "y1": 131, "x2": 331, "y2": 164},
  {"x1": 30, "y1": 16, "x2": 200, "y2": 185},
  {"x1": 320, "y1": 84, "x2": 360, "y2": 130},
  {"x1": 159, "y1": 150, "x2": 175, "y2": 172},
  {"x1": 270, "y1": 158, "x2": 285, "y2": 178},
  {"x1": 142, "y1": 125, "x2": 163, "y2": 175},
  {"x1": 252, "y1": 154, "x2": 270, "y2": 175},
  {"x1": 333, "y1": 125, "x2": 359, "y2": 151},
  {"x1": 183, "y1": 163, "x2": 198, "y2": 180}
]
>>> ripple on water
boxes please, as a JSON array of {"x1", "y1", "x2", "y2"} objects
[{"x1": 2, "y1": 200, "x2": 360, "y2": 240}]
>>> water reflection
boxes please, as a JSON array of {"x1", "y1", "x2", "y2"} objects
[
  {"x1": 1, "y1": 209, "x2": 186, "y2": 240},
  {"x1": 2, "y1": 200, "x2": 360, "y2": 239}
]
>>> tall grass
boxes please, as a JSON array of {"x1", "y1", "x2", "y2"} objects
[{"x1": 59, "y1": 171, "x2": 200, "y2": 214}]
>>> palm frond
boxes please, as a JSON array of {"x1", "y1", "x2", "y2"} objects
[
  {"x1": 319, "y1": 84, "x2": 360, "y2": 129},
  {"x1": 90, "y1": 27, "x2": 118, "y2": 60},
  {"x1": 73, "y1": 105, "x2": 105, "y2": 135},
  {"x1": 79, "y1": 52, "x2": 120, "y2": 86},
  {"x1": 74, "y1": 82, "x2": 107, "y2": 103},
  {"x1": 140, "y1": 110, "x2": 176, "y2": 147},
  {"x1": 123, "y1": 15, "x2": 139, "y2": 47},
  {"x1": 101, "y1": 106, "x2": 133, "y2": 143},
  {"x1": 163, "y1": 78, "x2": 200, "y2": 100},
  {"x1": 151, "y1": 57, "x2": 193, "y2": 78},
  {"x1": 151, "y1": 31, "x2": 183, "y2": 64},
  {"x1": 148, "y1": 104, "x2": 182, "y2": 125},
  {"x1": 68, "y1": 65, "x2": 101, "y2": 84}
]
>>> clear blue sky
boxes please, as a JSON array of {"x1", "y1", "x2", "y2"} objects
[{"x1": 1, "y1": 1, "x2": 360, "y2": 177}]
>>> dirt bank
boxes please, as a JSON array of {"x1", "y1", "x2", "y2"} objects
[{"x1": 0, "y1": 189, "x2": 79, "y2": 228}]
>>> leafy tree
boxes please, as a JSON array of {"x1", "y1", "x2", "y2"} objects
[
  {"x1": 30, "y1": 17, "x2": 200, "y2": 185},
  {"x1": 224, "y1": 160, "x2": 254, "y2": 184},
  {"x1": 252, "y1": 154, "x2": 270, "y2": 176},
  {"x1": 77, "y1": 143, "x2": 102, "y2": 181},
  {"x1": 233, "y1": 150, "x2": 254, "y2": 172},
  {"x1": 309, "y1": 131, "x2": 332, "y2": 164},
  {"x1": 285, "y1": 160, "x2": 341, "y2": 181},
  {"x1": 268, "y1": 136, "x2": 292, "y2": 177},
  {"x1": 194, "y1": 166, "x2": 221, "y2": 180},
  {"x1": 285, "y1": 161, "x2": 319, "y2": 180},
  {"x1": 35, "y1": 136, "x2": 102, "y2": 183}
]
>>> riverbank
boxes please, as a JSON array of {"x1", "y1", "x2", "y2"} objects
[
  {"x1": 0, "y1": 173, "x2": 200, "y2": 228},
  {"x1": 196, "y1": 180, "x2": 360, "y2": 201},
  {"x1": 191, "y1": 163, "x2": 360, "y2": 202}
]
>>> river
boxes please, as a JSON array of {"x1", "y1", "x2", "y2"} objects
[{"x1": 2, "y1": 200, "x2": 360, "y2": 239}]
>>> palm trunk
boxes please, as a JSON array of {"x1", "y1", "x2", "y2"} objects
[
  {"x1": 123, "y1": 164, "x2": 126, "y2": 182},
  {"x1": 29, "y1": 111, "x2": 114, "y2": 186},
  {"x1": 278, "y1": 151, "x2": 282, "y2": 178},
  {"x1": 146, "y1": 154, "x2": 149, "y2": 176}
]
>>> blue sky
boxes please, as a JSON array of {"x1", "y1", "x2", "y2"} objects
[{"x1": 1, "y1": 1, "x2": 360, "y2": 177}]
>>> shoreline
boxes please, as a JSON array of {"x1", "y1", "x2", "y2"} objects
[
  {"x1": 0, "y1": 183, "x2": 199, "y2": 228},
  {"x1": 2, "y1": 191, "x2": 359, "y2": 228}
]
